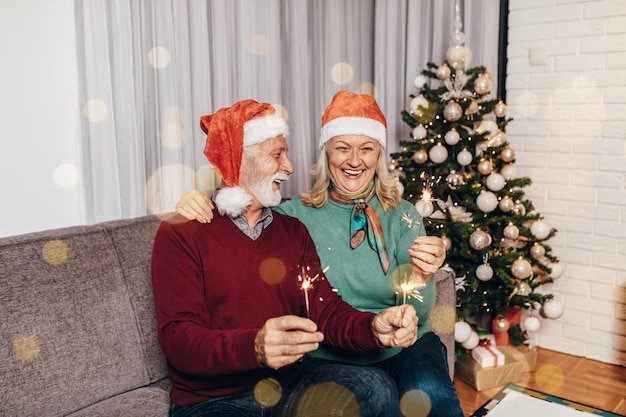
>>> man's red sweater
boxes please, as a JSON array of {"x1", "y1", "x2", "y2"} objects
[{"x1": 151, "y1": 211, "x2": 381, "y2": 406}]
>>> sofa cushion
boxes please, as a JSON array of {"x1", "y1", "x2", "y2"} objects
[
  {"x1": 433, "y1": 267, "x2": 457, "y2": 379},
  {"x1": 66, "y1": 386, "x2": 170, "y2": 417},
  {"x1": 0, "y1": 226, "x2": 150, "y2": 417},
  {"x1": 102, "y1": 215, "x2": 168, "y2": 383}
]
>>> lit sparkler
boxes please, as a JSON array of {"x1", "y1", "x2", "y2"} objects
[
  {"x1": 298, "y1": 265, "x2": 329, "y2": 318},
  {"x1": 397, "y1": 273, "x2": 425, "y2": 304}
]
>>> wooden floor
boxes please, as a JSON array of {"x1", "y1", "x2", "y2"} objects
[{"x1": 453, "y1": 348, "x2": 626, "y2": 416}]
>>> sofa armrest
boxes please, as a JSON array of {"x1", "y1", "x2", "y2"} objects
[{"x1": 433, "y1": 267, "x2": 456, "y2": 380}]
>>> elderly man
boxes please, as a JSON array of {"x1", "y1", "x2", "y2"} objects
[{"x1": 151, "y1": 99, "x2": 418, "y2": 417}]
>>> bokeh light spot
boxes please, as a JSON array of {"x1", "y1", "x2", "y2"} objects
[
  {"x1": 254, "y1": 378, "x2": 282, "y2": 407},
  {"x1": 248, "y1": 34, "x2": 271, "y2": 56},
  {"x1": 42, "y1": 239, "x2": 69, "y2": 266},
  {"x1": 400, "y1": 389, "x2": 432, "y2": 417},
  {"x1": 14, "y1": 334, "x2": 42, "y2": 363},
  {"x1": 148, "y1": 46, "x2": 171, "y2": 69},
  {"x1": 83, "y1": 98, "x2": 108, "y2": 122},
  {"x1": 356, "y1": 82, "x2": 377, "y2": 96},
  {"x1": 535, "y1": 364, "x2": 564, "y2": 392},
  {"x1": 430, "y1": 303, "x2": 456, "y2": 334},
  {"x1": 54, "y1": 164, "x2": 79, "y2": 188},
  {"x1": 331, "y1": 62, "x2": 355, "y2": 85},
  {"x1": 259, "y1": 257, "x2": 286, "y2": 285},
  {"x1": 512, "y1": 92, "x2": 540, "y2": 116},
  {"x1": 146, "y1": 164, "x2": 196, "y2": 214},
  {"x1": 161, "y1": 123, "x2": 186, "y2": 149},
  {"x1": 162, "y1": 106, "x2": 185, "y2": 125},
  {"x1": 295, "y1": 382, "x2": 360, "y2": 416},
  {"x1": 197, "y1": 164, "x2": 222, "y2": 192}
]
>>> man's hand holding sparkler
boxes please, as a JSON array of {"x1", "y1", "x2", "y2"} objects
[{"x1": 371, "y1": 304, "x2": 418, "y2": 348}]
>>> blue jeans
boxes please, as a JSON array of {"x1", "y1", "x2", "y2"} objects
[
  {"x1": 169, "y1": 357, "x2": 402, "y2": 417},
  {"x1": 377, "y1": 332, "x2": 464, "y2": 417}
]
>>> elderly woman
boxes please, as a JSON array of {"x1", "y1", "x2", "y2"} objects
[{"x1": 176, "y1": 91, "x2": 463, "y2": 417}]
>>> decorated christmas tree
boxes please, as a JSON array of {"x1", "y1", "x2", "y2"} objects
[{"x1": 389, "y1": 3, "x2": 564, "y2": 347}]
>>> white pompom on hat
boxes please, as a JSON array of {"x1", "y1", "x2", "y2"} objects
[
  {"x1": 319, "y1": 90, "x2": 387, "y2": 149},
  {"x1": 200, "y1": 99, "x2": 289, "y2": 217}
]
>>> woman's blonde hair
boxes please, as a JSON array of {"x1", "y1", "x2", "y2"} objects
[{"x1": 300, "y1": 144, "x2": 402, "y2": 212}]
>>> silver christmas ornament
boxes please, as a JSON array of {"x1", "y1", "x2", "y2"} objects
[
  {"x1": 443, "y1": 101, "x2": 463, "y2": 122},
  {"x1": 469, "y1": 229, "x2": 492, "y2": 250}
]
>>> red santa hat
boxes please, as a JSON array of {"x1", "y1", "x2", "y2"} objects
[
  {"x1": 319, "y1": 90, "x2": 387, "y2": 149},
  {"x1": 200, "y1": 99, "x2": 289, "y2": 216}
]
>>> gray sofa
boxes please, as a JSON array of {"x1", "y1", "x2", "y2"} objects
[{"x1": 0, "y1": 214, "x2": 456, "y2": 417}]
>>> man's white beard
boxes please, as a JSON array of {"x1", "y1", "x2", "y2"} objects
[
  {"x1": 242, "y1": 165, "x2": 288, "y2": 207},
  {"x1": 248, "y1": 174, "x2": 282, "y2": 207}
]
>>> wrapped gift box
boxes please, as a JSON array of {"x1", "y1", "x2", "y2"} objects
[
  {"x1": 498, "y1": 345, "x2": 538, "y2": 372},
  {"x1": 471, "y1": 344, "x2": 505, "y2": 367},
  {"x1": 455, "y1": 351, "x2": 524, "y2": 391}
]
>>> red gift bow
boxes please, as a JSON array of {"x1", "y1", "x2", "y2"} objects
[{"x1": 477, "y1": 337, "x2": 499, "y2": 364}]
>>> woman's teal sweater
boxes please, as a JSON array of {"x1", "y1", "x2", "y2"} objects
[{"x1": 276, "y1": 195, "x2": 435, "y2": 365}]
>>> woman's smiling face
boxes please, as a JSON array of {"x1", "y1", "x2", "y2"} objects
[{"x1": 326, "y1": 135, "x2": 381, "y2": 194}]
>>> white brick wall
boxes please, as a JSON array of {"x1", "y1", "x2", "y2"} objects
[{"x1": 507, "y1": 0, "x2": 626, "y2": 365}]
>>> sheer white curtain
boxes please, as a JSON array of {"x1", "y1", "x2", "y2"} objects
[{"x1": 74, "y1": 0, "x2": 500, "y2": 224}]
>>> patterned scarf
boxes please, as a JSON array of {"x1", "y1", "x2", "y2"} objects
[{"x1": 328, "y1": 182, "x2": 390, "y2": 274}]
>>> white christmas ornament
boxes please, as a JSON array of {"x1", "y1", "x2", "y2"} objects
[
  {"x1": 456, "y1": 149, "x2": 473, "y2": 166},
  {"x1": 548, "y1": 262, "x2": 565, "y2": 279},
  {"x1": 412, "y1": 125, "x2": 427, "y2": 140},
  {"x1": 444, "y1": 128, "x2": 460, "y2": 145},
  {"x1": 542, "y1": 299, "x2": 564, "y2": 319},
  {"x1": 413, "y1": 75, "x2": 427, "y2": 89},
  {"x1": 454, "y1": 321, "x2": 472, "y2": 343},
  {"x1": 410, "y1": 95, "x2": 429, "y2": 112},
  {"x1": 476, "y1": 264, "x2": 494, "y2": 281},
  {"x1": 476, "y1": 191, "x2": 499, "y2": 213},
  {"x1": 476, "y1": 120, "x2": 498, "y2": 138},
  {"x1": 429, "y1": 143, "x2": 448, "y2": 164},
  {"x1": 447, "y1": 44, "x2": 473, "y2": 68},
  {"x1": 531, "y1": 220, "x2": 551, "y2": 240},
  {"x1": 461, "y1": 330, "x2": 479, "y2": 350},
  {"x1": 486, "y1": 173, "x2": 506, "y2": 191},
  {"x1": 415, "y1": 200, "x2": 434, "y2": 218},
  {"x1": 524, "y1": 316, "x2": 541, "y2": 332}
]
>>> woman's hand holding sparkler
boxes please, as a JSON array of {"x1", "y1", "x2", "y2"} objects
[
  {"x1": 371, "y1": 304, "x2": 418, "y2": 348},
  {"x1": 407, "y1": 236, "x2": 446, "y2": 285},
  {"x1": 254, "y1": 315, "x2": 324, "y2": 370}
]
